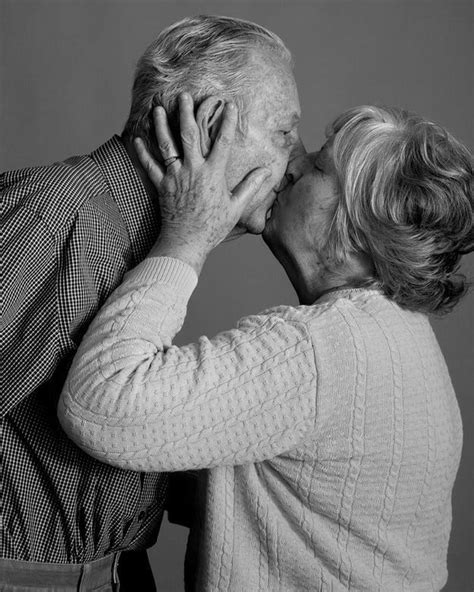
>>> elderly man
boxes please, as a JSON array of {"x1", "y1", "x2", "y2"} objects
[{"x1": 1, "y1": 14, "x2": 301, "y2": 592}]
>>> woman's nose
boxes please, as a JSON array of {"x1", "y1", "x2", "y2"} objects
[{"x1": 285, "y1": 153, "x2": 316, "y2": 184}]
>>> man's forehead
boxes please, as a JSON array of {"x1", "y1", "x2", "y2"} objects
[
  {"x1": 244, "y1": 52, "x2": 300, "y2": 124},
  {"x1": 267, "y1": 100, "x2": 300, "y2": 126},
  {"x1": 259, "y1": 78, "x2": 300, "y2": 120}
]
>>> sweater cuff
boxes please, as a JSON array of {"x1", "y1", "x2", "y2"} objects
[{"x1": 125, "y1": 256, "x2": 199, "y2": 300}]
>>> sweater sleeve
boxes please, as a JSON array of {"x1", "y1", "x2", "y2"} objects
[{"x1": 58, "y1": 257, "x2": 318, "y2": 472}]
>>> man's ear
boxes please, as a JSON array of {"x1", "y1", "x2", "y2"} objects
[{"x1": 195, "y1": 97, "x2": 226, "y2": 156}]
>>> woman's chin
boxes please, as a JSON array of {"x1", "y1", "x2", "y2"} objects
[
  {"x1": 262, "y1": 220, "x2": 274, "y2": 245},
  {"x1": 262, "y1": 220, "x2": 280, "y2": 253}
]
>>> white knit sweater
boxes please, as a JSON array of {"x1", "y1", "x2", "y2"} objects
[{"x1": 58, "y1": 257, "x2": 462, "y2": 591}]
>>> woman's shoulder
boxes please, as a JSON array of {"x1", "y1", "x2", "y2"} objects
[
  {"x1": 236, "y1": 288, "x2": 431, "y2": 343},
  {"x1": 252, "y1": 288, "x2": 394, "y2": 321},
  {"x1": 313, "y1": 287, "x2": 429, "y2": 323}
]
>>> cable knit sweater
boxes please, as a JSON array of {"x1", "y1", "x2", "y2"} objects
[{"x1": 58, "y1": 256, "x2": 463, "y2": 591}]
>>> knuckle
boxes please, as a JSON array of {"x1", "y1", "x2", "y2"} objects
[
  {"x1": 158, "y1": 141, "x2": 173, "y2": 154},
  {"x1": 163, "y1": 179, "x2": 176, "y2": 192},
  {"x1": 217, "y1": 134, "x2": 231, "y2": 148},
  {"x1": 144, "y1": 161, "x2": 154, "y2": 176},
  {"x1": 181, "y1": 129, "x2": 196, "y2": 146}
]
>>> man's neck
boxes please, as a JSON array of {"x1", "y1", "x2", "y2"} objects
[{"x1": 121, "y1": 134, "x2": 159, "y2": 202}]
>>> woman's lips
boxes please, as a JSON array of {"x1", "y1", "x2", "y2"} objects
[{"x1": 265, "y1": 196, "x2": 278, "y2": 221}]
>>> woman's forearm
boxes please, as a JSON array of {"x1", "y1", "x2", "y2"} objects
[
  {"x1": 58, "y1": 256, "x2": 317, "y2": 472},
  {"x1": 147, "y1": 233, "x2": 209, "y2": 275}
]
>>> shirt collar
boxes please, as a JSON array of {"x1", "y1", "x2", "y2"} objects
[{"x1": 90, "y1": 135, "x2": 161, "y2": 265}]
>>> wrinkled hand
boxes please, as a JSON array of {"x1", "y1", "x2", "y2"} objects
[{"x1": 134, "y1": 93, "x2": 270, "y2": 272}]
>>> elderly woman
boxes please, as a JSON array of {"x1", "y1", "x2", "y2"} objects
[{"x1": 58, "y1": 95, "x2": 473, "y2": 591}]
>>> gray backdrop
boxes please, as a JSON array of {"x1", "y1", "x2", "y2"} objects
[{"x1": 1, "y1": 1, "x2": 472, "y2": 591}]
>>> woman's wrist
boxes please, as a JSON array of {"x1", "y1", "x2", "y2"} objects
[{"x1": 148, "y1": 233, "x2": 210, "y2": 275}]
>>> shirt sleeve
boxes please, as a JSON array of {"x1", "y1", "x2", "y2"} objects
[
  {"x1": 58, "y1": 257, "x2": 318, "y2": 472},
  {"x1": 1, "y1": 183, "x2": 126, "y2": 417},
  {"x1": 1, "y1": 204, "x2": 63, "y2": 416}
]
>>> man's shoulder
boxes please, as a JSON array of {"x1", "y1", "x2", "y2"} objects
[{"x1": 2, "y1": 146, "x2": 111, "y2": 236}]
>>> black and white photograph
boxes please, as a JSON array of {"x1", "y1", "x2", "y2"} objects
[{"x1": 1, "y1": 1, "x2": 472, "y2": 590}]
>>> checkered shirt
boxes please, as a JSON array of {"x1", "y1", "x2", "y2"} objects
[{"x1": 0, "y1": 136, "x2": 168, "y2": 562}]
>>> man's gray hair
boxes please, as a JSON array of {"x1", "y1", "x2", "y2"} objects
[{"x1": 122, "y1": 15, "x2": 292, "y2": 150}]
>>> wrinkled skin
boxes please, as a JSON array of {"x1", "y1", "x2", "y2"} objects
[
  {"x1": 263, "y1": 140, "x2": 341, "y2": 302},
  {"x1": 135, "y1": 95, "x2": 273, "y2": 272},
  {"x1": 224, "y1": 50, "x2": 303, "y2": 235},
  {"x1": 263, "y1": 138, "x2": 374, "y2": 304},
  {"x1": 128, "y1": 48, "x2": 303, "y2": 237},
  {"x1": 263, "y1": 140, "x2": 338, "y2": 266}
]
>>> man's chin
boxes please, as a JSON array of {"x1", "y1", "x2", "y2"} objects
[
  {"x1": 225, "y1": 225, "x2": 247, "y2": 241},
  {"x1": 251, "y1": 212, "x2": 274, "y2": 235},
  {"x1": 232, "y1": 220, "x2": 266, "y2": 236},
  {"x1": 223, "y1": 224, "x2": 262, "y2": 242}
]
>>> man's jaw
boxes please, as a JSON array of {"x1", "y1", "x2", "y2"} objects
[{"x1": 225, "y1": 225, "x2": 247, "y2": 241}]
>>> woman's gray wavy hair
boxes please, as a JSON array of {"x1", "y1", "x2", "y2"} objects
[
  {"x1": 123, "y1": 15, "x2": 292, "y2": 152},
  {"x1": 325, "y1": 105, "x2": 473, "y2": 314}
]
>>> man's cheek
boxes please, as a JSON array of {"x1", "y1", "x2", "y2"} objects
[
  {"x1": 272, "y1": 143, "x2": 294, "y2": 173},
  {"x1": 243, "y1": 181, "x2": 274, "y2": 222},
  {"x1": 262, "y1": 151, "x2": 286, "y2": 185}
]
